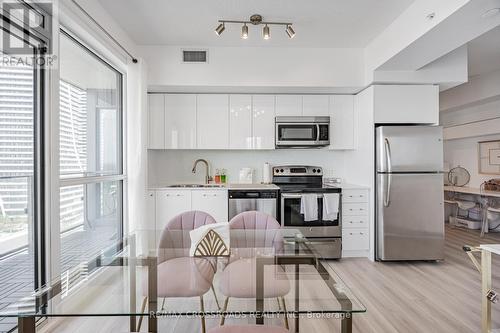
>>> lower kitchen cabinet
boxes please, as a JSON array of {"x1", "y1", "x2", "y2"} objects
[
  {"x1": 153, "y1": 189, "x2": 229, "y2": 230},
  {"x1": 342, "y1": 188, "x2": 370, "y2": 256},
  {"x1": 191, "y1": 190, "x2": 228, "y2": 222},
  {"x1": 155, "y1": 190, "x2": 192, "y2": 230}
]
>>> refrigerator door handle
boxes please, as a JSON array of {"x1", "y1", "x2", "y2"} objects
[
  {"x1": 384, "y1": 173, "x2": 392, "y2": 207},
  {"x1": 384, "y1": 138, "x2": 392, "y2": 173}
]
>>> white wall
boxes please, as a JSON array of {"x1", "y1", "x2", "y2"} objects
[
  {"x1": 148, "y1": 149, "x2": 345, "y2": 186},
  {"x1": 343, "y1": 87, "x2": 375, "y2": 259},
  {"x1": 440, "y1": 70, "x2": 500, "y2": 188},
  {"x1": 138, "y1": 45, "x2": 364, "y2": 89}
]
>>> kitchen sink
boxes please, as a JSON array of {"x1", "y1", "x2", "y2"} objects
[{"x1": 168, "y1": 184, "x2": 225, "y2": 188}]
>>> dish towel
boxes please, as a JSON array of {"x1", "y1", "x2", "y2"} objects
[
  {"x1": 323, "y1": 193, "x2": 340, "y2": 221},
  {"x1": 300, "y1": 194, "x2": 318, "y2": 221}
]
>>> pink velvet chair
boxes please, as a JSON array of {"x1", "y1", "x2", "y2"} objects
[
  {"x1": 139, "y1": 210, "x2": 218, "y2": 333},
  {"x1": 218, "y1": 211, "x2": 290, "y2": 329}
]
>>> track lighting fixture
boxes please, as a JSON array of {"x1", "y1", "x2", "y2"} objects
[
  {"x1": 215, "y1": 23, "x2": 225, "y2": 36},
  {"x1": 215, "y1": 14, "x2": 295, "y2": 40},
  {"x1": 263, "y1": 24, "x2": 270, "y2": 40},
  {"x1": 241, "y1": 24, "x2": 248, "y2": 39}
]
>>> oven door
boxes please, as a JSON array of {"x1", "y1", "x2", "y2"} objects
[
  {"x1": 275, "y1": 123, "x2": 323, "y2": 147},
  {"x1": 280, "y1": 193, "x2": 341, "y2": 237}
]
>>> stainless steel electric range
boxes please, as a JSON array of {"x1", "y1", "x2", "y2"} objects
[{"x1": 272, "y1": 165, "x2": 342, "y2": 259}]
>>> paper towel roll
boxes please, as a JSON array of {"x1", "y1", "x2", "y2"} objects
[{"x1": 263, "y1": 162, "x2": 271, "y2": 184}]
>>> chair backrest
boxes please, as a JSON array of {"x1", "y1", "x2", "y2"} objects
[
  {"x1": 229, "y1": 210, "x2": 281, "y2": 230},
  {"x1": 158, "y1": 210, "x2": 216, "y2": 263},
  {"x1": 228, "y1": 211, "x2": 283, "y2": 259}
]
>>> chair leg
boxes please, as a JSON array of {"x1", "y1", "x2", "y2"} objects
[
  {"x1": 137, "y1": 296, "x2": 148, "y2": 332},
  {"x1": 211, "y1": 284, "x2": 221, "y2": 310},
  {"x1": 220, "y1": 297, "x2": 229, "y2": 326},
  {"x1": 161, "y1": 297, "x2": 166, "y2": 311},
  {"x1": 481, "y1": 209, "x2": 487, "y2": 237},
  {"x1": 280, "y1": 297, "x2": 289, "y2": 330},
  {"x1": 200, "y1": 296, "x2": 206, "y2": 333}
]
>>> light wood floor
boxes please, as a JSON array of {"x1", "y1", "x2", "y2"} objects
[
  {"x1": 40, "y1": 225, "x2": 500, "y2": 333},
  {"x1": 326, "y1": 225, "x2": 500, "y2": 333}
]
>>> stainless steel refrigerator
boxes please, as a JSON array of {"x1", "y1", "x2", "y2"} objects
[{"x1": 376, "y1": 125, "x2": 444, "y2": 261}]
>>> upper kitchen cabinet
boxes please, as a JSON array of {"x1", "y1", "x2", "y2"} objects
[
  {"x1": 197, "y1": 94, "x2": 229, "y2": 149},
  {"x1": 275, "y1": 95, "x2": 302, "y2": 116},
  {"x1": 302, "y1": 95, "x2": 330, "y2": 117},
  {"x1": 330, "y1": 95, "x2": 356, "y2": 150},
  {"x1": 148, "y1": 94, "x2": 165, "y2": 149},
  {"x1": 165, "y1": 94, "x2": 196, "y2": 149},
  {"x1": 252, "y1": 95, "x2": 275, "y2": 149},
  {"x1": 373, "y1": 85, "x2": 439, "y2": 124},
  {"x1": 229, "y1": 95, "x2": 252, "y2": 149}
]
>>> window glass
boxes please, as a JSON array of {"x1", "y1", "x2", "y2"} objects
[{"x1": 59, "y1": 33, "x2": 121, "y2": 178}]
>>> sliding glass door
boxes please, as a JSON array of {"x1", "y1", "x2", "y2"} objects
[{"x1": 0, "y1": 11, "x2": 47, "y2": 333}]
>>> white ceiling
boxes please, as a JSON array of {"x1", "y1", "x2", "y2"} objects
[
  {"x1": 98, "y1": 0, "x2": 415, "y2": 48},
  {"x1": 467, "y1": 25, "x2": 500, "y2": 77}
]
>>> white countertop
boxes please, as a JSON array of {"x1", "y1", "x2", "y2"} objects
[
  {"x1": 444, "y1": 185, "x2": 500, "y2": 198},
  {"x1": 149, "y1": 183, "x2": 279, "y2": 190},
  {"x1": 150, "y1": 182, "x2": 366, "y2": 191}
]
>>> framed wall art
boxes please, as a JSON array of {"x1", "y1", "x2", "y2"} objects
[{"x1": 479, "y1": 140, "x2": 500, "y2": 175}]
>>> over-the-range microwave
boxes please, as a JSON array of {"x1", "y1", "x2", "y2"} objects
[{"x1": 275, "y1": 116, "x2": 330, "y2": 148}]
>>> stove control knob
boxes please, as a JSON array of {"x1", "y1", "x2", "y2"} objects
[
  {"x1": 312, "y1": 169, "x2": 316, "y2": 173},
  {"x1": 280, "y1": 169, "x2": 284, "y2": 173}
]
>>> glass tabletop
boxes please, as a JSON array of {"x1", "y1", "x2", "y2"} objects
[{"x1": 0, "y1": 228, "x2": 366, "y2": 318}]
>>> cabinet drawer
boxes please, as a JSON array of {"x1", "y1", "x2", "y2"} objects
[
  {"x1": 342, "y1": 216, "x2": 368, "y2": 229},
  {"x1": 342, "y1": 229, "x2": 369, "y2": 251},
  {"x1": 342, "y1": 190, "x2": 368, "y2": 203},
  {"x1": 342, "y1": 202, "x2": 368, "y2": 216}
]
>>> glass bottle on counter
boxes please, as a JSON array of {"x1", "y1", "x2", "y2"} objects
[
  {"x1": 221, "y1": 169, "x2": 227, "y2": 184},
  {"x1": 214, "y1": 169, "x2": 221, "y2": 184}
]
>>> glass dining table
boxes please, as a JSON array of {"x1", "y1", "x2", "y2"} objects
[{"x1": 0, "y1": 228, "x2": 366, "y2": 333}]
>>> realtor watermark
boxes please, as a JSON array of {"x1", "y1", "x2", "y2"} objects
[
  {"x1": 1, "y1": 1, "x2": 56, "y2": 68},
  {"x1": 149, "y1": 311, "x2": 352, "y2": 320}
]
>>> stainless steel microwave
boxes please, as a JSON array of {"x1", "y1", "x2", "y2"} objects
[{"x1": 275, "y1": 116, "x2": 330, "y2": 148}]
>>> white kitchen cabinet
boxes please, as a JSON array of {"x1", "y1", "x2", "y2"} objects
[
  {"x1": 330, "y1": 95, "x2": 356, "y2": 150},
  {"x1": 146, "y1": 190, "x2": 156, "y2": 229},
  {"x1": 165, "y1": 94, "x2": 197, "y2": 149},
  {"x1": 148, "y1": 94, "x2": 165, "y2": 149},
  {"x1": 197, "y1": 94, "x2": 229, "y2": 149},
  {"x1": 229, "y1": 95, "x2": 253, "y2": 149},
  {"x1": 302, "y1": 95, "x2": 329, "y2": 117},
  {"x1": 373, "y1": 85, "x2": 439, "y2": 124},
  {"x1": 191, "y1": 190, "x2": 228, "y2": 222},
  {"x1": 155, "y1": 190, "x2": 192, "y2": 230},
  {"x1": 275, "y1": 95, "x2": 302, "y2": 116},
  {"x1": 252, "y1": 95, "x2": 275, "y2": 149},
  {"x1": 341, "y1": 188, "x2": 370, "y2": 257},
  {"x1": 342, "y1": 230, "x2": 369, "y2": 251}
]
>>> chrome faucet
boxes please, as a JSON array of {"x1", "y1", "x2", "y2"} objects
[{"x1": 192, "y1": 159, "x2": 213, "y2": 184}]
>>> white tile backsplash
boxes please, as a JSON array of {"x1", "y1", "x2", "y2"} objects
[{"x1": 148, "y1": 149, "x2": 345, "y2": 186}]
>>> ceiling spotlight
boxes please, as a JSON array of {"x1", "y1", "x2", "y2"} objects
[
  {"x1": 215, "y1": 23, "x2": 225, "y2": 36},
  {"x1": 263, "y1": 24, "x2": 270, "y2": 40},
  {"x1": 286, "y1": 25, "x2": 295, "y2": 38},
  {"x1": 241, "y1": 24, "x2": 248, "y2": 39}
]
